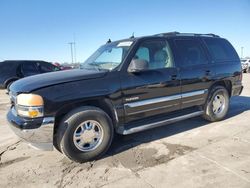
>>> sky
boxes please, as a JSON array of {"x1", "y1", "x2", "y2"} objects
[{"x1": 0, "y1": 0, "x2": 249, "y2": 63}]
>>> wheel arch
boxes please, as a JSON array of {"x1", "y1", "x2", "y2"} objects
[
  {"x1": 54, "y1": 98, "x2": 118, "y2": 135},
  {"x1": 4, "y1": 77, "x2": 19, "y2": 88},
  {"x1": 209, "y1": 79, "x2": 232, "y2": 97}
]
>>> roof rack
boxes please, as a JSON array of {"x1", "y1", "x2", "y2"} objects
[
  {"x1": 155, "y1": 31, "x2": 180, "y2": 36},
  {"x1": 155, "y1": 32, "x2": 220, "y2": 38}
]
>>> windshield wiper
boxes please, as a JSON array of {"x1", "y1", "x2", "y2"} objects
[
  {"x1": 81, "y1": 63, "x2": 109, "y2": 72},
  {"x1": 88, "y1": 63, "x2": 103, "y2": 71}
]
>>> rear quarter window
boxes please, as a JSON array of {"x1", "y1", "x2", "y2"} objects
[
  {"x1": 0, "y1": 62, "x2": 16, "y2": 73},
  {"x1": 203, "y1": 38, "x2": 239, "y2": 63}
]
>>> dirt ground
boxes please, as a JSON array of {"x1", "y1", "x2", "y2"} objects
[{"x1": 0, "y1": 74, "x2": 250, "y2": 188}]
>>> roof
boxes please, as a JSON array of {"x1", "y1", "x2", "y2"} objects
[
  {"x1": 2, "y1": 60, "x2": 49, "y2": 63},
  {"x1": 109, "y1": 31, "x2": 221, "y2": 43},
  {"x1": 154, "y1": 31, "x2": 220, "y2": 38}
]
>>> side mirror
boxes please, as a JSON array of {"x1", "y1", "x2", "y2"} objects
[{"x1": 128, "y1": 59, "x2": 148, "y2": 73}]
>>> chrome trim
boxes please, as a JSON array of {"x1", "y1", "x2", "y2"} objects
[
  {"x1": 8, "y1": 117, "x2": 55, "y2": 151},
  {"x1": 182, "y1": 89, "x2": 208, "y2": 98},
  {"x1": 121, "y1": 111, "x2": 204, "y2": 135},
  {"x1": 73, "y1": 120, "x2": 104, "y2": 152},
  {"x1": 124, "y1": 89, "x2": 207, "y2": 109},
  {"x1": 126, "y1": 103, "x2": 179, "y2": 115},
  {"x1": 125, "y1": 94, "x2": 181, "y2": 108},
  {"x1": 182, "y1": 98, "x2": 204, "y2": 104},
  {"x1": 114, "y1": 108, "x2": 119, "y2": 122}
]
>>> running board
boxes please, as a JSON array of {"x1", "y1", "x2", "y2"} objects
[{"x1": 119, "y1": 111, "x2": 204, "y2": 135}]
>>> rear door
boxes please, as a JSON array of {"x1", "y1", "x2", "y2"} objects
[
  {"x1": 173, "y1": 37, "x2": 214, "y2": 109},
  {"x1": 120, "y1": 38, "x2": 181, "y2": 123}
]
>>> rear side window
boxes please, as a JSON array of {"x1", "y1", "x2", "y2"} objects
[
  {"x1": 203, "y1": 38, "x2": 239, "y2": 62},
  {"x1": 175, "y1": 39, "x2": 208, "y2": 67},
  {"x1": 21, "y1": 62, "x2": 40, "y2": 76},
  {"x1": 0, "y1": 62, "x2": 15, "y2": 72}
]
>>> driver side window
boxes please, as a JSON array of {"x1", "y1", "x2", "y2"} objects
[{"x1": 131, "y1": 40, "x2": 174, "y2": 70}]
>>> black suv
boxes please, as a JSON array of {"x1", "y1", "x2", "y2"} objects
[
  {"x1": 0, "y1": 60, "x2": 59, "y2": 90},
  {"x1": 7, "y1": 32, "x2": 243, "y2": 162}
]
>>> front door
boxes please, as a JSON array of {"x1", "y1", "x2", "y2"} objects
[{"x1": 120, "y1": 39, "x2": 181, "y2": 123}]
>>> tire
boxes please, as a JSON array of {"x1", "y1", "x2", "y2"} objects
[
  {"x1": 53, "y1": 132, "x2": 62, "y2": 153},
  {"x1": 56, "y1": 106, "x2": 114, "y2": 163},
  {"x1": 202, "y1": 86, "x2": 229, "y2": 122}
]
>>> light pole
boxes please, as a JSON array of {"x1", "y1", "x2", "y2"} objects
[
  {"x1": 73, "y1": 42, "x2": 77, "y2": 63},
  {"x1": 68, "y1": 42, "x2": 75, "y2": 63},
  {"x1": 73, "y1": 35, "x2": 77, "y2": 63},
  {"x1": 241, "y1": 47, "x2": 244, "y2": 59}
]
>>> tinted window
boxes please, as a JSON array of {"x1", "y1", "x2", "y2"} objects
[
  {"x1": 131, "y1": 40, "x2": 174, "y2": 70},
  {"x1": 21, "y1": 62, "x2": 39, "y2": 76},
  {"x1": 175, "y1": 39, "x2": 208, "y2": 67},
  {"x1": 39, "y1": 62, "x2": 57, "y2": 73},
  {"x1": 203, "y1": 38, "x2": 239, "y2": 62},
  {"x1": 135, "y1": 47, "x2": 150, "y2": 62},
  {"x1": 0, "y1": 62, "x2": 16, "y2": 72}
]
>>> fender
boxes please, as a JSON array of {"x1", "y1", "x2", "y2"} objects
[{"x1": 54, "y1": 96, "x2": 121, "y2": 131}]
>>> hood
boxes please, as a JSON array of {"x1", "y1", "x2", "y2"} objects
[{"x1": 10, "y1": 69, "x2": 107, "y2": 93}]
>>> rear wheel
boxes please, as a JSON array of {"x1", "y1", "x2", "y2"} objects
[
  {"x1": 203, "y1": 86, "x2": 229, "y2": 122},
  {"x1": 56, "y1": 106, "x2": 114, "y2": 163}
]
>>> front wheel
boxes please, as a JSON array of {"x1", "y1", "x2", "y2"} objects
[
  {"x1": 203, "y1": 86, "x2": 229, "y2": 122},
  {"x1": 57, "y1": 106, "x2": 114, "y2": 163}
]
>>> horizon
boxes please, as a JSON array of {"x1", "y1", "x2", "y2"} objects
[{"x1": 0, "y1": 0, "x2": 249, "y2": 63}]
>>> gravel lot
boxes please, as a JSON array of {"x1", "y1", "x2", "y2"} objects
[{"x1": 0, "y1": 74, "x2": 250, "y2": 188}]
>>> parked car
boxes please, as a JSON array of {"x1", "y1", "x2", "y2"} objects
[
  {"x1": 0, "y1": 60, "x2": 60, "y2": 90},
  {"x1": 241, "y1": 59, "x2": 250, "y2": 73},
  {"x1": 7, "y1": 32, "x2": 243, "y2": 163},
  {"x1": 53, "y1": 63, "x2": 72, "y2": 70}
]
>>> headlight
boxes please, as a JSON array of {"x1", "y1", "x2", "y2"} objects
[{"x1": 16, "y1": 94, "x2": 44, "y2": 118}]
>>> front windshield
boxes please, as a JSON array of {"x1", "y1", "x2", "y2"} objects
[{"x1": 81, "y1": 41, "x2": 133, "y2": 71}]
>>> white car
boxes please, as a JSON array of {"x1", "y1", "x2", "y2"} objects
[{"x1": 241, "y1": 59, "x2": 250, "y2": 73}]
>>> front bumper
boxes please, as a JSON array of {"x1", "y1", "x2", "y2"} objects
[{"x1": 7, "y1": 107, "x2": 54, "y2": 151}]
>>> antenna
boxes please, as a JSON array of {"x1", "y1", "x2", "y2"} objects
[
  {"x1": 107, "y1": 39, "x2": 111, "y2": 44},
  {"x1": 130, "y1": 32, "x2": 135, "y2": 39}
]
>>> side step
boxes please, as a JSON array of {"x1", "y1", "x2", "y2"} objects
[{"x1": 119, "y1": 111, "x2": 204, "y2": 135}]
